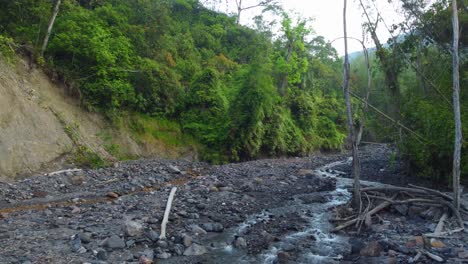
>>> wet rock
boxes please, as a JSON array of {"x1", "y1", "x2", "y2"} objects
[
  {"x1": 190, "y1": 225, "x2": 207, "y2": 237},
  {"x1": 200, "y1": 222, "x2": 223, "y2": 232},
  {"x1": 350, "y1": 238, "x2": 365, "y2": 254},
  {"x1": 124, "y1": 220, "x2": 143, "y2": 237},
  {"x1": 360, "y1": 241, "x2": 383, "y2": 257},
  {"x1": 96, "y1": 248, "x2": 108, "y2": 261},
  {"x1": 103, "y1": 235, "x2": 126, "y2": 249},
  {"x1": 182, "y1": 234, "x2": 193, "y2": 247},
  {"x1": 156, "y1": 240, "x2": 168, "y2": 249},
  {"x1": 394, "y1": 204, "x2": 408, "y2": 216},
  {"x1": 139, "y1": 249, "x2": 154, "y2": 262},
  {"x1": 70, "y1": 234, "x2": 83, "y2": 253},
  {"x1": 146, "y1": 230, "x2": 159, "y2": 242},
  {"x1": 173, "y1": 244, "x2": 185, "y2": 256},
  {"x1": 298, "y1": 193, "x2": 327, "y2": 204},
  {"x1": 297, "y1": 169, "x2": 315, "y2": 177},
  {"x1": 156, "y1": 252, "x2": 171, "y2": 259},
  {"x1": 183, "y1": 243, "x2": 207, "y2": 256},
  {"x1": 79, "y1": 232, "x2": 92, "y2": 244},
  {"x1": 458, "y1": 250, "x2": 468, "y2": 259},
  {"x1": 277, "y1": 251, "x2": 290, "y2": 264},
  {"x1": 408, "y1": 205, "x2": 425, "y2": 217},
  {"x1": 234, "y1": 237, "x2": 247, "y2": 248}
]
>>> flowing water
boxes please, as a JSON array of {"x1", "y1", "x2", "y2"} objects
[{"x1": 194, "y1": 157, "x2": 356, "y2": 264}]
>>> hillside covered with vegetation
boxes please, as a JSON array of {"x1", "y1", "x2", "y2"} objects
[
  {"x1": 0, "y1": 0, "x2": 466, "y2": 185},
  {"x1": 0, "y1": 0, "x2": 347, "y2": 164}
]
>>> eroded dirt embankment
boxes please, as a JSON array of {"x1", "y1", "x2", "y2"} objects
[{"x1": 0, "y1": 56, "x2": 195, "y2": 180}]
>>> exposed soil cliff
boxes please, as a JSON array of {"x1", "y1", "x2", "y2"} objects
[{"x1": 0, "y1": 56, "x2": 196, "y2": 180}]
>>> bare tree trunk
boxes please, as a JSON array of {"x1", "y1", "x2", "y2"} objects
[
  {"x1": 235, "y1": 0, "x2": 242, "y2": 24},
  {"x1": 40, "y1": 0, "x2": 61, "y2": 57},
  {"x1": 343, "y1": 0, "x2": 361, "y2": 208},
  {"x1": 357, "y1": 43, "x2": 371, "y2": 145},
  {"x1": 279, "y1": 42, "x2": 293, "y2": 96},
  {"x1": 451, "y1": 0, "x2": 462, "y2": 211},
  {"x1": 358, "y1": 0, "x2": 400, "y2": 116}
]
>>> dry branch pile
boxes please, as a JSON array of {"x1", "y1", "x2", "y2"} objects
[{"x1": 332, "y1": 184, "x2": 467, "y2": 233}]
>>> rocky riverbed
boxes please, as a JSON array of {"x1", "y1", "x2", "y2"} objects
[{"x1": 0, "y1": 145, "x2": 467, "y2": 264}]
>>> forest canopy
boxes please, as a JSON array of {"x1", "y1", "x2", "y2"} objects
[{"x1": 0, "y1": 0, "x2": 346, "y2": 163}]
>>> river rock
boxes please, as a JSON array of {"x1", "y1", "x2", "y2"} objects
[
  {"x1": 96, "y1": 248, "x2": 108, "y2": 261},
  {"x1": 103, "y1": 235, "x2": 126, "y2": 249},
  {"x1": 124, "y1": 220, "x2": 143, "y2": 237},
  {"x1": 234, "y1": 237, "x2": 247, "y2": 248},
  {"x1": 156, "y1": 240, "x2": 168, "y2": 249},
  {"x1": 277, "y1": 251, "x2": 290, "y2": 264},
  {"x1": 190, "y1": 225, "x2": 207, "y2": 236},
  {"x1": 157, "y1": 252, "x2": 171, "y2": 259},
  {"x1": 146, "y1": 230, "x2": 159, "y2": 242},
  {"x1": 360, "y1": 241, "x2": 383, "y2": 257},
  {"x1": 298, "y1": 193, "x2": 327, "y2": 204},
  {"x1": 183, "y1": 243, "x2": 207, "y2": 256},
  {"x1": 182, "y1": 234, "x2": 193, "y2": 247},
  {"x1": 139, "y1": 249, "x2": 154, "y2": 261},
  {"x1": 201, "y1": 222, "x2": 223, "y2": 232},
  {"x1": 168, "y1": 165, "x2": 181, "y2": 174},
  {"x1": 458, "y1": 250, "x2": 468, "y2": 259}
]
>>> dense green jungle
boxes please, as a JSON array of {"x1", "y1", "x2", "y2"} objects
[{"x1": 0, "y1": 0, "x2": 466, "y2": 184}]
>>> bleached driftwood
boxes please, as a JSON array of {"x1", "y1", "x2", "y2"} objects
[
  {"x1": 46, "y1": 168, "x2": 82, "y2": 176},
  {"x1": 159, "y1": 187, "x2": 177, "y2": 240}
]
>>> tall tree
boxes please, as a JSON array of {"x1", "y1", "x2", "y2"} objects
[
  {"x1": 343, "y1": 0, "x2": 361, "y2": 207},
  {"x1": 451, "y1": 0, "x2": 462, "y2": 211},
  {"x1": 40, "y1": 0, "x2": 61, "y2": 57},
  {"x1": 234, "y1": 0, "x2": 279, "y2": 24}
]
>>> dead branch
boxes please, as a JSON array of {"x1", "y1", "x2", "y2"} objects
[
  {"x1": 422, "y1": 249, "x2": 444, "y2": 262},
  {"x1": 159, "y1": 187, "x2": 177, "y2": 240},
  {"x1": 409, "y1": 251, "x2": 422, "y2": 263},
  {"x1": 424, "y1": 227, "x2": 465, "y2": 238},
  {"x1": 46, "y1": 168, "x2": 82, "y2": 176},
  {"x1": 332, "y1": 195, "x2": 396, "y2": 232}
]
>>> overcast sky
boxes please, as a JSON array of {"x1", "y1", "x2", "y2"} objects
[{"x1": 204, "y1": 0, "x2": 409, "y2": 55}]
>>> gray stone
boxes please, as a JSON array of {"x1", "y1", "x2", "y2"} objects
[
  {"x1": 173, "y1": 244, "x2": 185, "y2": 256},
  {"x1": 79, "y1": 232, "x2": 92, "y2": 244},
  {"x1": 146, "y1": 230, "x2": 159, "y2": 242},
  {"x1": 156, "y1": 240, "x2": 168, "y2": 249},
  {"x1": 140, "y1": 249, "x2": 154, "y2": 261},
  {"x1": 96, "y1": 248, "x2": 108, "y2": 261},
  {"x1": 190, "y1": 225, "x2": 207, "y2": 236},
  {"x1": 103, "y1": 235, "x2": 126, "y2": 249},
  {"x1": 394, "y1": 204, "x2": 408, "y2": 215},
  {"x1": 360, "y1": 241, "x2": 383, "y2": 257},
  {"x1": 124, "y1": 220, "x2": 143, "y2": 237},
  {"x1": 201, "y1": 222, "x2": 224, "y2": 232},
  {"x1": 168, "y1": 165, "x2": 181, "y2": 174},
  {"x1": 182, "y1": 234, "x2": 193, "y2": 247},
  {"x1": 183, "y1": 244, "x2": 207, "y2": 256},
  {"x1": 157, "y1": 252, "x2": 171, "y2": 259},
  {"x1": 234, "y1": 237, "x2": 247, "y2": 248}
]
